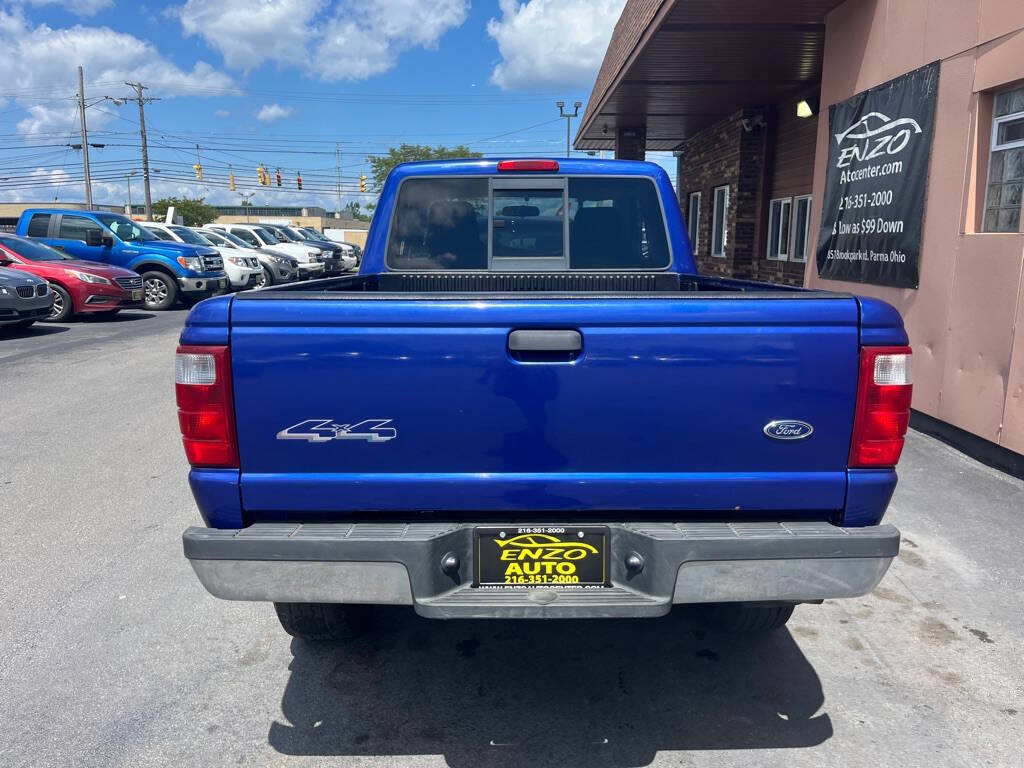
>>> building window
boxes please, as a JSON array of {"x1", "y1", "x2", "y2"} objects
[
  {"x1": 792, "y1": 195, "x2": 812, "y2": 262},
  {"x1": 767, "y1": 197, "x2": 792, "y2": 260},
  {"x1": 687, "y1": 192, "x2": 700, "y2": 254},
  {"x1": 711, "y1": 185, "x2": 729, "y2": 257},
  {"x1": 984, "y1": 85, "x2": 1024, "y2": 232}
]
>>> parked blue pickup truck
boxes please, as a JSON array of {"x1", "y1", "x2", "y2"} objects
[
  {"x1": 16, "y1": 209, "x2": 227, "y2": 310},
  {"x1": 177, "y1": 158, "x2": 912, "y2": 639}
]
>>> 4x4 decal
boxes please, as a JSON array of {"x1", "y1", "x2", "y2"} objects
[{"x1": 276, "y1": 419, "x2": 397, "y2": 443}]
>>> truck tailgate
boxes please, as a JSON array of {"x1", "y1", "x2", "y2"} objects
[{"x1": 230, "y1": 296, "x2": 860, "y2": 517}]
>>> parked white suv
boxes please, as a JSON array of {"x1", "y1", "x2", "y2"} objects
[
  {"x1": 142, "y1": 222, "x2": 262, "y2": 291},
  {"x1": 209, "y1": 224, "x2": 325, "y2": 280},
  {"x1": 197, "y1": 228, "x2": 298, "y2": 288}
]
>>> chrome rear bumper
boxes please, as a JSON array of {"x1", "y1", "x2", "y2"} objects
[{"x1": 184, "y1": 521, "x2": 899, "y2": 619}]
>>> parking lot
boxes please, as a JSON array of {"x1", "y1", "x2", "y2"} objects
[{"x1": 1, "y1": 310, "x2": 1022, "y2": 768}]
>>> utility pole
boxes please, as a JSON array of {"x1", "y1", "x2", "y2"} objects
[
  {"x1": 557, "y1": 100, "x2": 582, "y2": 159},
  {"x1": 124, "y1": 82, "x2": 158, "y2": 219},
  {"x1": 77, "y1": 66, "x2": 93, "y2": 209},
  {"x1": 335, "y1": 143, "x2": 343, "y2": 219}
]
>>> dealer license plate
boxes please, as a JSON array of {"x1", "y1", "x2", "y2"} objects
[
  {"x1": 132, "y1": 289, "x2": 142, "y2": 301},
  {"x1": 474, "y1": 526, "x2": 609, "y2": 587}
]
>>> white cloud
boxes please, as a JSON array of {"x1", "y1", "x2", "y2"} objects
[
  {"x1": 0, "y1": 9, "x2": 233, "y2": 137},
  {"x1": 255, "y1": 103, "x2": 292, "y2": 123},
  {"x1": 176, "y1": 0, "x2": 468, "y2": 80},
  {"x1": 25, "y1": 0, "x2": 113, "y2": 17},
  {"x1": 174, "y1": 0, "x2": 323, "y2": 73},
  {"x1": 487, "y1": 0, "x2": 626, "y2": 90},
  {"x1": 213, "y1": 108, "x2": 229, "y2": 118}
]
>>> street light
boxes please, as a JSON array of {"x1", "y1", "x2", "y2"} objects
[
  {"x1": 125, "y1": 171, "x2": 137, "y2": 215},
  {"x1": 557, "y1": 100, "x2": 583, "y2": 159},
  {"x1": 240, "y1": 192, "x2": 255, "y2": 223}
]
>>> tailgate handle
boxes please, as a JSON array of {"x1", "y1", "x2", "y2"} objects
[{"x1": 508, "y1": 330, "x2": 582, "y2": 352}]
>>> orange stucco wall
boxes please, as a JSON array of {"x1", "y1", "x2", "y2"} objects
[{"x1": 806, "y1": 0, "x2": 1024, "y2": 454}]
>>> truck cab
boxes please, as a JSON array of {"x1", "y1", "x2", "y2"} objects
[{"x1": 16, "y1": 209, "x2": 228, "y2": 310}]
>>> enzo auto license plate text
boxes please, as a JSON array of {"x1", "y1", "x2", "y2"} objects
[{"x1": 475, "y1": 526, "x2": 608, "y2": 587}]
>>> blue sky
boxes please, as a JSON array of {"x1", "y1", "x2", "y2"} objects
[{"x1": 0, "y1": 0, "x2": 673, "y2": 211}]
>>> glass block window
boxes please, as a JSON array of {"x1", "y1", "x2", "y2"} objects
[{"x1": 984, "y1": 85, "x2": 1024, "y2": 233}]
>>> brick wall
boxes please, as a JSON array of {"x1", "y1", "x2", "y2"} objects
[
  {"x1": 753, "y1": 97, "x2": 818, "y2": 286},
  {"x1": 678, "y1": 103, "x2": 813, "y2": 287},
  {"x1": 678, "y1": 108, "x2": 766, "y2": 279}
]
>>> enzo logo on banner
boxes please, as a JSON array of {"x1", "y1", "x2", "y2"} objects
[
  {"x1": 834, "y1": 112, "x2": 923, "y2": 170},
  {"x1": 816, "y1": 61, "x2": 940, "y2": 289}
]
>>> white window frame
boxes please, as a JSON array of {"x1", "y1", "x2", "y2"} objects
[
  {"x1": 983, "y1": 85, "x2": 1024, "y2": 233},
  {"x1": 992, "y1": 108, "x2": 1024, "y2": 152},
  {"x1": 711, "y1": 184, "x2": 729, "y2": 258},
  {"x1": 767, "y1": 197, "x2": 792, "y2": 260},
  {"x1": 687, "y1": 191, "x2": 700, "y2": 255},
  {"x1": 791, "y1": 195, "x2": 812, "y2": 262}
]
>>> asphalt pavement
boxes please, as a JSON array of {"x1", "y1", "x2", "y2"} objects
[{"x1": 1, "y1": 309, "x2": 1021, "y2": 768}]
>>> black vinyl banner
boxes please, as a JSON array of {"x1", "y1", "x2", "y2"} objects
[{"x1": 816, "y1": 62, "x2": 940, "y2": 288}]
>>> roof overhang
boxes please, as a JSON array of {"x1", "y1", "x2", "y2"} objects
[{"x1": 576, "y1": 0, "x2": 845, "y2": 151}]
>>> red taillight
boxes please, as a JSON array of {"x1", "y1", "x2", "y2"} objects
[
  {"x1": 849, "y1": 346, "x2": 913, "y2": 467},
  {"x1": 175, "y1": 345, "x2": 238, "y2": 468},
  {"x1": 497, "y1": 159, "x2": 559, "y2": 172}
]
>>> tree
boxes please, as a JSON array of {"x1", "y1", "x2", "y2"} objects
[
  {"x1": 367, "y1": 144, "x2": 482, "y2": 189},
  {"x1": 152, "y1": 196, "x2": 220, "y2": 226},
  {"x1": 343, "y1": 201, "x2": 372, "y2": 222}
]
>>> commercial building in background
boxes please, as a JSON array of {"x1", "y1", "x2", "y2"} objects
[
  {"x1": 577, "y1": 0, "x2": 1024, "y2": 463},
  {"x1": 0, "y1": 201, "x2": 370, "y2": 248}
]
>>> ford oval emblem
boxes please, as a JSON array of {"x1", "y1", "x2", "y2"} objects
[{"x1": 763, "y1": 420, "x2": 814, "y2": 441}]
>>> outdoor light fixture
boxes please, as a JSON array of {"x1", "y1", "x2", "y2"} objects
[{"x1": 797, "y1": 97, "x2": 820, "y2": 118}]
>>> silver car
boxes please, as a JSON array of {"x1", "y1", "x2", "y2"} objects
[{"x1": 0, "y1": 266, "x2": 52, "y2": 329}]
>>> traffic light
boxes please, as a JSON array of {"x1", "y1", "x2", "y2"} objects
[
  {"x1": 276, "y1": 168, "x2": 282, "y2": 187},
  {"x1": 359, "y1": 173, "x2": 367, "y2": 192},
  {"x1": 229, "y1": 170, "x2": 236, "y2": 192},
  {"x1": 296, "y1": 172, "x2": 302, "y2": 191},
  {"x1": 257, "y1": 164, "x2": 267, "y2": 185},
  {"x1": 193, "y1": 162, "x2": 203, "y2": 181}
]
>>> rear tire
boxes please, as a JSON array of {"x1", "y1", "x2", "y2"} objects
[
  {"x1": 141, "y1": 270, "x2": 178, "y2": 311},
  {"x1": 274, "y1": 602, "x2": 374, "y2": 641},
  {"x1": 702, "y1": 603, "x2": 795, "y2": 633},
  {"x1": 47, "y1": 284, "x2": 73, "y2": 322}
]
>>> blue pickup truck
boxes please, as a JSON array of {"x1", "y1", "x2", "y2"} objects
[
  {"x1": 177, "y1": 158, "x2": 912, "y2": 639},
  {"x1": 15, "y1": 209, "x2": 228, "y2": 310}
]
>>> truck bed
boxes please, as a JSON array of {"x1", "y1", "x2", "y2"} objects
[{"x1": 239, "y1": 271, "x2": 826, "y2": 297}]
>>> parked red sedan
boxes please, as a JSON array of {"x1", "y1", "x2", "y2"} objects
[{"x1": 0, "y1": 234, "x2": 143, "y2": 321}]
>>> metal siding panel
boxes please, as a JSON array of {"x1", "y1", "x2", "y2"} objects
[
  {"x1": 938, "y1": 235, "x2": 1023, "y2": 443},
  {"x1": 924, "y1": 0, "x2": 981, "y2": 63},
  {"x1": 998, "y1": 239, "x2": 1024, "y2": 454}
]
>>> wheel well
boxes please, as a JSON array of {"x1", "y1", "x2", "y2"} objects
[{"x1": 133, "y1": 262, "x2": 177, "y2": 280}]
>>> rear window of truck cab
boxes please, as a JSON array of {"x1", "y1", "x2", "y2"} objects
[{"x1": 386, "y1": 176, "x2": 671, "y2": 271}]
